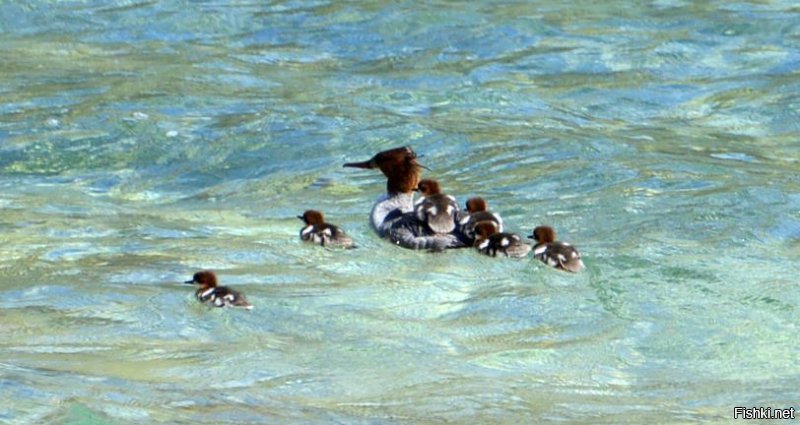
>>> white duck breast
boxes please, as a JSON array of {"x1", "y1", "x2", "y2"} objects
[{"x1": 372, "y1": 192, "x2": 415, "y2": 236}]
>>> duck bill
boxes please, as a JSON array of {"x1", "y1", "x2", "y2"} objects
[
  {"x1": 184, "y1": 279, "x2": 196, "y2": 284},
  {"x1": 343, "y1": 159, "x2": 375, "y2": 169}
]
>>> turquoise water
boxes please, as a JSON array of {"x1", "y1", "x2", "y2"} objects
[{"x1": 2, "y1": 1, "x2": 799, "y2": 423}]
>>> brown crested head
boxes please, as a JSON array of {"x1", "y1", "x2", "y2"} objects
[
  {"x1": 465, "y1": 197, "x2": 488, "y2": 213},
  {"x1": 474, "y1": 220, "x2": 499, "y2": 239},
  {"x1": 185, "y1": 270, "x2": 218, "y2": 288},
  {"x1": 529, "y1": 226, "x2": 556, "y2": 243},
  {"x1": 343, "y1": 146, "x2": 416, "y2": 172},
  {"x1": 416, "y1": 179, "x2": 441, "y2": 196},
  {"x1": 344, "y1": 146, "x2": 424, "y2": 195},
  {"x1": 297, "y1": 209, "x2": 325, "y2": 225}
]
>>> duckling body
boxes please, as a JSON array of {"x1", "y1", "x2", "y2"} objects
[{"x1": 473, "y1": 221, "x2": 531, "y2": 258}]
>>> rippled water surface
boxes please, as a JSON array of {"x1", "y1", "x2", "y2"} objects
[{"x1": 2, "y1": 1, "x2": 799, "y2": 423}]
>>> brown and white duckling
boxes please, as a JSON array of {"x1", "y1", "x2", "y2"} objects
[
  {"x1": 297, "y1": 209, "x2": 354, "y2": 249},
  {"x1": 184, "y1": 270, "x2": 253, "y2": 309},
  {"x1": 458, "y1": 197, "x2": 503, "y2": 243},
  {"x1": 473, "y1": 221, "x2": 531, "y2": 258},
  {"x1": 414, "y1": 179, "x2": 459, "y2": 234},
  {"x1": 529, "y1": 226, "x2": 584, "y2": 272}
]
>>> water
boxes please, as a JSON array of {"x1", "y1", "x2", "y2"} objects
[{"x1": 1, "y1": 1, "x2": 799, "y2": 423}]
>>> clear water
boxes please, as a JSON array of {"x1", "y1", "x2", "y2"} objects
[{"x1": 2, "y1": 1, "x2": 799, "y2": 423}]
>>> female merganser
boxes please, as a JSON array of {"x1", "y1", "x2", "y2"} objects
[
  {"x1": 343, "y1": 146, "x2": 420, "y2": 236},
  {"x1": 414, "y1": 179, "x2": 459, "y2": 234},
  {"x1": 297, "y1": 209, "x2": 355, "y2": 249},
  {"x1": 184, "y1": 270, "x2": 253, "y2": 309},
  {"x1": 528, "y1": 226, "x2": 584, "y2": 272},
  {"x1": 458, "y1": 197, "x2": 503, "y2": 243},
  {"x1": 473, "y1": 221, "x2": 531, "y2": 258},
  {"x1": 343, "y1": 146, "x2": 464, "y2": 251}
]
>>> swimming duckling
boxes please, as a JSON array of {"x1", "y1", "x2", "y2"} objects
[
  {"x1": 298, "y1": 209, "x2": 355, "y2": 249},
  {"x1": 458, "y1": 197, "x2": 503, "y2": 243},
  {"x1": 414, "y1": 179, "x2": 459, "y2": 234},
  {"x1": 184, "y1": 270, "x2": 253, "y2": 309},
  {"x1": 529, "y1": 226, "x2": 584, "y2": 272}
]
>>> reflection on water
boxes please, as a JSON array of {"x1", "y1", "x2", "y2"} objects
[{"x1": 1, "y1": 1, "x2": 799, "y2": 423}]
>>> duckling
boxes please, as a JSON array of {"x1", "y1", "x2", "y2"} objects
[
  {"x1": 298, "y1": 209, "x2": 355, "y2": 249},
  {"x1": 414, "y1": 179, "x2": 459, "y2": 234},
  {"x1": 184, "y1": 270, "x2": 252, "y2": 309},
  {"x1": 529, "y1": 226, "x2": 584, "y2": 272},
  {"x1": 459, "y1": 197, "x2": 503, "y2": 243}
]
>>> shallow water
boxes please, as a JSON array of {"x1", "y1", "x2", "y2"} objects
[{"x1": 1, "y1": 1, "x2": 799, "y2": 423}]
